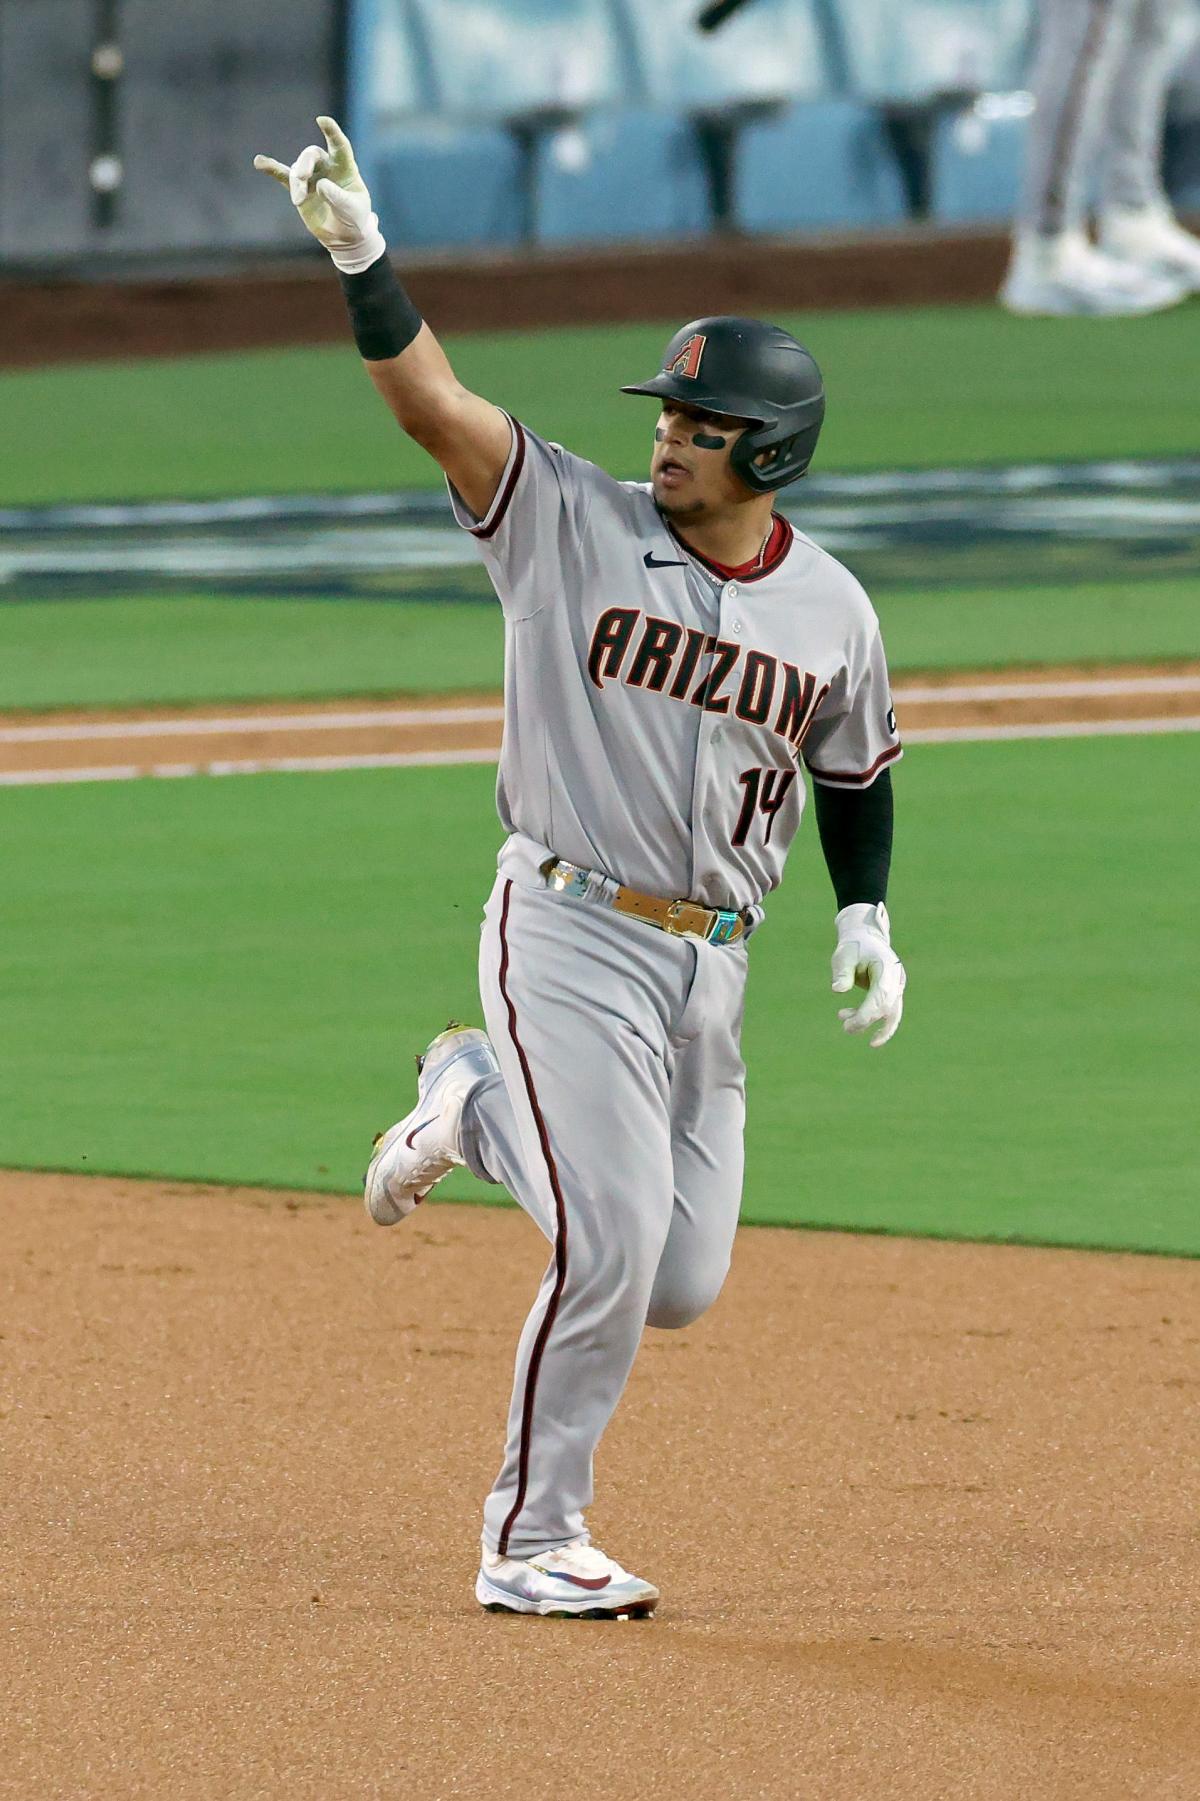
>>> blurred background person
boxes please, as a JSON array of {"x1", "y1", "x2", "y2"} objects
[{"x1": 1002, "y1": 0, "x2": 1200, "y2": 314}]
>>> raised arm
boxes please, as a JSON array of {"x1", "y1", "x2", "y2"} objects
[{"x1": 255, "y1": 118, "x2": 511, "y2": 519}]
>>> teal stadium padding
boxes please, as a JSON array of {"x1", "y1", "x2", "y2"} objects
[
  {"x1": 350, "y1": 0, "x2": 429, "y2": 133},
  {"x1": 611, "y1": 0, "x2": 840, "y2": 231},
  {"x1": 404, "y1": 0, "x2": 630, "y2": 118},
  {"x1": 533, "y1": 111, "x2": 710, "y2": 244},
  {"x1": 396, "y1": 0, "x2": 640, "y2": 242},
  {"x1": 350, "y1": 0, "x2": 524, "y2": 248},
  {"x1": 348, "y1": 0, "x2": 1036, "y2": 250},
  {"x1": 613, "y1": 0, "x2": 834, "y2": 109},
  {"x1": 929, "y1": 95, "x2": 1033, "y2": 221},
  {"x1": 735, "y1": 99, "x2": 909, "y2": 230},
  {"x1": 833, "y1": 0, "x2": 1034, "y2": 101},
  {"x1": 370, "y1": 121, "x2": 524, "y2": 248}
]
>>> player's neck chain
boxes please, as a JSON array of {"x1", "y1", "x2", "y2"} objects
[{"x1": 660, "y1": 512, "x2": 788, "y2": 585}]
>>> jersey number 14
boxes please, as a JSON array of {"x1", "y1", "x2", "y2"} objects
[{"x1": 731, "y1": 766, "x2": 797, "y2": 848}]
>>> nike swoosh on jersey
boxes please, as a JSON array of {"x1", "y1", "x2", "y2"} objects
[{"x1": 643, "y1": 551, "x2": 688, "y2": 569}]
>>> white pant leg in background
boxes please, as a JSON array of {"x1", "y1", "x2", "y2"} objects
[
  {"x1": 1016, "y1": 0, "x2": 1140, "y2": 235},
  {"x1": 465, "y1": 863, "x2": 746, "y2": 1559},
  {"x1": 1100, "y1": 0, "x2": 1200, "y2": 210}
]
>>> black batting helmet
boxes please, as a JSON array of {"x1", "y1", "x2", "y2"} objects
[{"x1": 621, "y1": 315, "x2": 825, "y2": 493}]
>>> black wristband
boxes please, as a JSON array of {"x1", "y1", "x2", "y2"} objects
[
  {"x1": 812, "y1": 768, "x2": 894, "y2": 910},
  {"x1": 337, "y1": 254, "x2": 423, "y2": 362}
]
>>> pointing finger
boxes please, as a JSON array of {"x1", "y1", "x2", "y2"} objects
[{"x1": 253, "y1": 154, "x2": 291, "y2": 186}]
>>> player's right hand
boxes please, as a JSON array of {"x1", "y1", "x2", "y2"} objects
[{"x1": 254, "y1": 116, "x2": 385, "y2": 275}]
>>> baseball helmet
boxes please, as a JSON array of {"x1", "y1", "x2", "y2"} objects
[{"x1": 621, "y1": 315, "x2": 825, "y2": 493}]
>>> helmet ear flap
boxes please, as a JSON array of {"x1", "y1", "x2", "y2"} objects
[
  {"x1": 730, "y1": 428, "x2": 805, "y2": 494},
  {"x1": 730, "y1": 420, "x2": 820, "y2": 493}
]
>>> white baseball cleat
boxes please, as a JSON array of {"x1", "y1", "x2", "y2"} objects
[
  {"x1": 363, "y1": 1024, "x2": 499, "y2": 1225},
  {"x1": 999, "y1": 228, "x2": 1189, "y2": 317},
  {"x1": 476, "y1": 1537, "x2": 659, "y2": 1619},
  {"x1": 1098, "y1": 203, "x2": 1200, "y2": 292}
]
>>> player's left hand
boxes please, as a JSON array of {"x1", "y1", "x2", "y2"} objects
[{"x1": 830, "y1": 902, "x2": 906, "y2": 1049}]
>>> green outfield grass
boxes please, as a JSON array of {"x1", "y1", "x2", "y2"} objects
[
  {"x1": 3, "y1": 576, "x2": 1196, "y2": 712},
  {"x1": 3, "y1": 734, "x2": 1197, "y2": 1255},
  {"x1": 4, "y1": 302, "x2": 1200, "y2": 506},
  {"x1": 0, "y1": 594, "x2": 500, "y2": 711}
]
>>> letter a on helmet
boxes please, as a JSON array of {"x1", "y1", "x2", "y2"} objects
[{"x1": 665, "y1": 333, "x2": 707, "y2": 380}]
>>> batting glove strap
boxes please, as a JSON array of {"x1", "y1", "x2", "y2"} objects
[{"x1": 830, "y1": 902, "x2": 906, "y2": 1049}]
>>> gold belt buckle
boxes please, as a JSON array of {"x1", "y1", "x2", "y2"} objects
[{"x1": 665, "y1": 899, "x2": 714, "y2": 941}]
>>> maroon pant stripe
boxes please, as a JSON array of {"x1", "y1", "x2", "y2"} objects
[{"x1": 495, "y1": 878, "x2": 570, "y2": 1558}]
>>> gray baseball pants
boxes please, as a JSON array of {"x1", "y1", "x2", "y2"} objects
[
  {"x1": 459, "y1": 834, "x2": 748, "y2": 1559},
  {"x1": 1017, "y1": 0, "x2": 1199, "y2": 234}
]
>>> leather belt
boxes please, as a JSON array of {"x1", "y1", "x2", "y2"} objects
[{"x1": 541, "y1": 857, "x2": 747, "y2": 947}]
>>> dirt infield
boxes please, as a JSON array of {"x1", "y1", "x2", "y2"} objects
[
  {"x1": 4, "y1": 657, "x2": 1198, "y2": 1794},
  {"x1": 2, "y1": 661, "x2": 1199, "y2": 785},
  {"x1": 1, "y1": 226, "x2": 1013, "y2": 369},
  {"x1": 2, "y1": 1167, "x2": 1196, "y2": 1799}
]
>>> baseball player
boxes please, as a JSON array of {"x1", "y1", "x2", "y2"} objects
[
  {"x1": 1003, "y1": 0, "x2": 1200, "y2": 314},
  {"x1": 256, "y1": 120, "x2": 905, "y2": 1620}
]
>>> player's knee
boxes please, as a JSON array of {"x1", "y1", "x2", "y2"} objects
[
  {"x1": 645, "y1": 1263, "x2": 728, "y2": 1331},
  {"x1": 646, "y1": 1295, "x2": 705, "y2": 1330},
  {"x1": 562, "y1": 1211, "x2": 666, "y2": 1322}
]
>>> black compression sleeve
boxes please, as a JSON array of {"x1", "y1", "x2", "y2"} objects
[
  {"x1": 812, "y1": 769, "x2": 894, "y2": 909},
  {"x1": 337, "y1": 253, "x2": 423, "y2": 362}
]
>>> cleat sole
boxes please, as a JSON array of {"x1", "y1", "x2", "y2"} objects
[{"x1": 479, "y1": 1594, "x2": 656, "y2": 1620}]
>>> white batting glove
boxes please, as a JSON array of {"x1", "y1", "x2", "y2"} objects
[
  {"x1": 831, "y1": 902, "x2": 906, "y2": 1049},
  {"x1": 254, "y1": 115, "x2": 385, "y2": 275}
]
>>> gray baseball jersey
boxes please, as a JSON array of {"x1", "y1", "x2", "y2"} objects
[
  {"x1": 446, "y1": 415, "x2": 902, "y2": 1561},
  {"x1": 449, "y1": 415, "x2": 901, "y2": 916}
]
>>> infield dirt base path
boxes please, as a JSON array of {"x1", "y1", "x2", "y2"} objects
[
  {"x1": 2, "y1": 1170, "x2": 1196, "y2": 1799},
  {"x1": 2, "y1": 661, "x2": 1199, "y2": 785}
]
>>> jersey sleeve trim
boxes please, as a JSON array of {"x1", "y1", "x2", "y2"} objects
[
  {"x1": 446, "y1": 414, "x2": 527, "y2": 539},
  {"x1": 805, "y1": 742, "x2": 903, "y2": 790}
]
